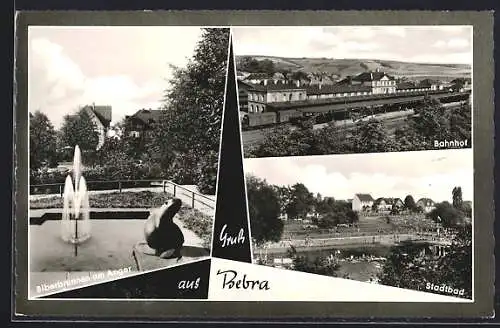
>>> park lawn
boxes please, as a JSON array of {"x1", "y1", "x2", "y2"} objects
[{"x1": 30, "y1": 191, "x2": 214, "y2": 249}]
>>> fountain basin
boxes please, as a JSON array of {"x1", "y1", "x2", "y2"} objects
[{"x1": 29, "y1": 208, "x2": 210, "y2": 298}]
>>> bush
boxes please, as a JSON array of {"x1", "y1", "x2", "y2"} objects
[{"x1": 292, "y1": 255, "x2": 340, "y2": 277}]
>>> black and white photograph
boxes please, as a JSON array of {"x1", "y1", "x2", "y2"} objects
[
  {"x1": 233, "y1": 26, "x2": 472, "y2": 158},
  {"x1": 245, "y1": 149, "x2": 473, "y2": 299},
  {"x1": 28, "y1": 26, "x2": 230, "y2": 298}
]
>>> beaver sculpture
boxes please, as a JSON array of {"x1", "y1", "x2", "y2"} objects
[{"x1": 143, "y1": 198, "x2": 184, "y2": 260}]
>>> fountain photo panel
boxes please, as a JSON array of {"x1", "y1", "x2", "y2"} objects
[
  {"x1": 239, "y1": 149, "x2": 473, "y2": 301},
  {"x1": 28, "y1": 26, "x2": 230, "y2": 298}
]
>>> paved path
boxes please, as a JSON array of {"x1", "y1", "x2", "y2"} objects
[{"x1": 258, "y1": 233, "x2": 451, "y2": 254}]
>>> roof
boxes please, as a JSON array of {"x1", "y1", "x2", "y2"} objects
[
  {"x1": 355, "y1": 193, "x2": 374, "y2": 202},
  {"x1": 237, "y1": 80, "x2": 256, "y2": 90},
  {"x1": 245, "y1": 73, "x2": 271, "y2": 80},
  {"x1": 265, "y1": 90, "x2": 469, "y2": 112},
  {"x1": 82, "y1": 105, "x2": 112, "y2": 127},
  {"x1": 451, "y1": 77, "x2": 471, "y2": 84},
  {"x1": 419, "y1": 78, "x2": 441, "y2": 87},
  {"x1": 352, "y1": 71, "x2": 394, "y2": 82},
  {"x1": 241, "y1": 81, "x2": 306, "y2": 92},
  {"x1": 374, "y1": 197, "x2": 395, "y2": 205},
  {"x1": 396, "y1": 82, "x2": 420, "y2": 90},
  {"x1": 306, "y1": 84, "x2": 371, "y2": 95},
  {"x1": 128, "y1": 109, "x2": 165, "y2": 125},
  {"x1": 272, "y1": 72, "x2": 285, "y2": 79},
  {"x1": 92, "y1": 105, "x2": 112, "y2": 127}
]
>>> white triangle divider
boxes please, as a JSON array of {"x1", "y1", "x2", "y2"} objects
[{"x1": 208, "y1": 257, "x2": 472, "y2": 303}]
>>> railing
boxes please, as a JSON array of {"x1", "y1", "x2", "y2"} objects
[{"x1": 30, "y1": 179, "x2": 215, "y2": 210}]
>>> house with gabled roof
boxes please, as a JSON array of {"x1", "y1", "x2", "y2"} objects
[
  {"x1": 125, "y1": 108, "x2": 164, "y2": 138},
  {"x1": 351, "y1": 69, "x2": 397, "y2": 95},
  {"x1": 81, "y1": 104, "x2": 112, "y2": 150},
  {"x1": 352, "y1": 193, "x2": 374, "y2": 212},
  {"x1": 372, "y1": 197, "x2": 405, "y2": 212}
]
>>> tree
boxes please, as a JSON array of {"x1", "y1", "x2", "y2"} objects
[
  {"x1": 437, "y1": 225, "x2": 472, "y2": 298},
  {"x1": 316, "y1": 197, "x2": 336, "y2": 215},
  {"x1": 285, "y1": 183, "x2": 315, "y2": 220},
  {"x1": 408, "y1": 96, "x2": 449, "y2": 144},
  {"x1": 351, "y1": 119, "x2": 397, "y2": 153},
  {"x1": 452, "y1": 186, "x2": 463, "y2": 210},
  {"x1": 60, "y1": 108, "x2": 99, "y2": 152},
  {"x1": 427, "y1": 201, "x2": 466, "y2": 228},
  {"x1": 246, "y1": 175, "x2": 284, "y2": 247},
  {"x1": 378, "y1": 224, "x2": 472, "y2": 299},
  {"x1": 404, "y1": 195, "x2": 417, "y2": 212},
  {"x1": 149, "y1": 28, "x2": 230, "y2": 194},
  {"x1": 378, "y1": 241, "x2": 441, "y2": 292},
  {"x1": 291, "y1": 71, "x2": 309, "y2": 82},
  {"x1": 315, "y1": 200, "x2": 359, "y2": 228},
  {"x1": 252, "y1": 125, "x2": 313, "y2": 157},
  {"x1": 238, "y1": 57, "x2": 276, "y2": 75},
  {"x1": 274, "y1": 185, "x2": 292, "y2": 218},
  {"x1": 312, "y1": 122, "x2": 351, "y2": 155},
  {"x1": 448, "y1": 102, "x2": 471, "y2": 142},
  {"x1": 29, "y1": 111, "x2": 58, "y2": 170}
]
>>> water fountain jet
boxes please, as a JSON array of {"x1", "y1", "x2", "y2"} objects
[{"x1": 61, "y1": 145, "x2": 91, "y2": 251}]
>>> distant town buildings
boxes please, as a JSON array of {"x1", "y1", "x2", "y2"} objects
[
  {"x1": 352, "y1": 194, "x2": 437, "y2": 214},
  {"x1": 237, "y1": 68, "x2": 471, "y2": 115},
  {"x1": 81, "y1": 104, "x2": 112, "y2": 150}
]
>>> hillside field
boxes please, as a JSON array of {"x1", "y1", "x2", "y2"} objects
[{"x1": 236, "y1": 55, "x2": 471, "y2": 81}]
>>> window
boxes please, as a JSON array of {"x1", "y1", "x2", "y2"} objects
[{"x1": 250, "y1": 104, "x2": 254, "y2": 113}]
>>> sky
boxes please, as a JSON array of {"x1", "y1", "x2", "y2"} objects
[
  {"x1": 232, "y1": 26, "x2": 472, "y2": 65},
  {"x1": 244, "y1": 149, "x2": 473, "y2": 203},
  {"x1": 28, "y1": 26, "x2": 204, "y2": 128}
]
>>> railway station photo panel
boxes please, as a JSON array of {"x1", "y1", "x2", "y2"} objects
[{"x1": 233, "y1": 26, "x2": 472, "y2": 158}]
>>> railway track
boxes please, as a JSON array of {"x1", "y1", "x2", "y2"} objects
[{"x1": 242, "y1": 103, "x2": 465, "y2": 147}]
